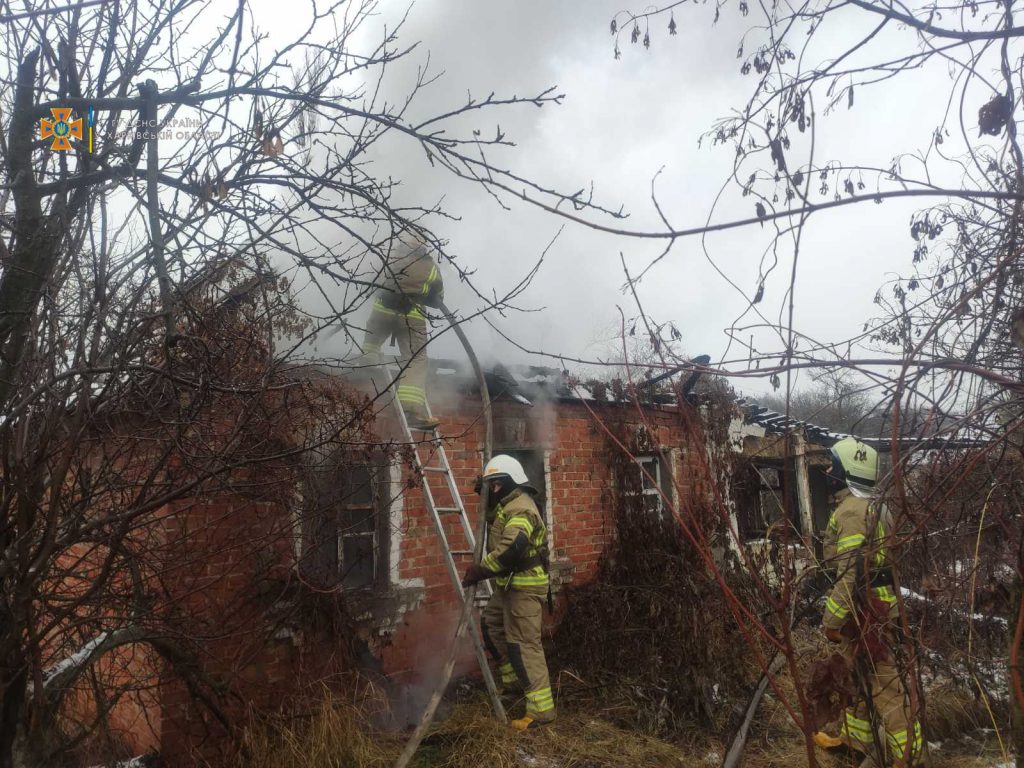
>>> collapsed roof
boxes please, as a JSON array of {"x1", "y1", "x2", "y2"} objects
[{"x1": 351, "y1": 356, "x2": 992, "y2": 454}]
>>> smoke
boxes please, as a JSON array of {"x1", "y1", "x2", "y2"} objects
[
  {"x1": 384, "y1": 604, "x2": 477, "y2": 730},
  {"x1": 531, "y1": 392, "x2": 559, "y2": 453},
  {"x1": 266, "y1": 0, "x2": 761, "y2": 371},
  {"x1": 254, "y1": 0, "x2": 951, "y2": 400}
]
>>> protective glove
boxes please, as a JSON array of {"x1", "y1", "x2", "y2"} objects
[
  {"x1": 473, "y1": 474, "x2": 483, "y2": 496},
  {"x1": 825, "y1": 620, "x2": 856, "y2": 644},
  {"x1": 461, "y1": 563, "x2": 490, "y2": 588},
  {"x1": 423, "y1": 282, "x2": 444, "y2": 309}
]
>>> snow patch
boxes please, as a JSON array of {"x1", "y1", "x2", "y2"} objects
[
  {"x1": 515, "y1": 747, "x2": 559, "y2": 768},
  {"x1": 86, "y1": 758, "x2": 150, "y2": 768},
  {"x1": 43, "y1": 631, "x2": 109, "y2": 685},
  {"x1": 899, "y1": 588, "x2": 1007, "y2": 626}
]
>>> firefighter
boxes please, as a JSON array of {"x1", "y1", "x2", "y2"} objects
[
  {"x1": 462, "y1": 455, "x2": 555, "y2": 730},
  {"x1": 362, "y1": 233, "x2": 444, "y2": 431},
  {"x1": 816, "y1": 437, "x2": 923, "y2": 767}
]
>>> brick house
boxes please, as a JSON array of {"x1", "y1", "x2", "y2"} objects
[
  {"x1": 38, "y1": 268, "x2": 884, "y2": 767},
  {"x1": 60, "y1": 343, "x2": 910, "y2": 766},
  {"x1": 127, "y1": 359, "x2": 714, "y2": 766}
]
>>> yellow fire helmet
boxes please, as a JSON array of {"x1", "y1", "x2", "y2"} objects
[{"x1": 830, "y1": 436, "x2": 878, "y2": 495}]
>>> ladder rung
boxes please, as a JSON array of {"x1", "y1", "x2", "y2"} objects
[
  {"x1": 422, "y1": 466, "x2": 447, "y2": 473},
  {"x1": 435, "y1": 507, "x2": 462, "y2": 514},
  {"x1": 450, "y1": 549, "x2": 475, "y2": 556}
]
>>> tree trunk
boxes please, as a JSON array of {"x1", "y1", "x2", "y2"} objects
[
  {"x1": 1010, "y1": 568, "x2": 1024, "y2": 761},
  {"x1": 0, "y1": 665, "x2": 26, "y2": 768},
  {"x1": 0, "y1": 49, "x2": 66, "y2": 411}
]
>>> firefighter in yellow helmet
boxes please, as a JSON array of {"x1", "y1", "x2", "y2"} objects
[
  {"x1": 815, "y1": 437, "x2": 923, "y2": 767},
  {"x1": 462, "y1": 455, "x2": 555, "y2": 730},
  {"x1": 362, "y1": 232, "x2": 444, "y2": 431}
]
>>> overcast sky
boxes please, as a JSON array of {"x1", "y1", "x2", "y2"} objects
[{"x1": 247, "y1": 0, "x2": 977, "y2": 397}]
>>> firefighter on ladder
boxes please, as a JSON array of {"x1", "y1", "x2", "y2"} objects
[
  {"x1": 462, "y1": 455, "x2": 556, "y2": 730},
  {"x1": 362, "y1": 232, "x2": 444, "y2": 431},
  {"x1": 814, "y1": 437, "x2": 924, "y2": 767}
]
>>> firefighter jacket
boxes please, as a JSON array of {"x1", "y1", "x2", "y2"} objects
[
  {"x1": 822, "y1": 488, "x2": 898, "y2": 631},
  {"x1": 374, "y1": 245, "x2": 444, "y2": 320},
  {"x1": 481, "y1": 488, "x2": 549, "y2": 595}
]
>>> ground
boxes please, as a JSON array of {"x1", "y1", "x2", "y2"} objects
[{"x1": 239, "y1": 676, "x2": 1011, "y2": 768}]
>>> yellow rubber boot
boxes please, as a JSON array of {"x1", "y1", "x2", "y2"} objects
[
  {"x1": 511, "y1": 715, "x2": 544, "y2": 731},
  {"x1": 814, "y1": 732, "x2": 844, "y2": 749}
]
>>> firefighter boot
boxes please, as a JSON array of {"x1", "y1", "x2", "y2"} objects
[
  {"x1": 510, "y1": 714, "x2": 553, "y2": 731},
  {"x1": 813, "y1": 732, "x2": 844, "y2": 749}
]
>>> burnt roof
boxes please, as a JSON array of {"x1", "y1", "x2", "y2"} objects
[
  {"x1": 737, "y1": 399, "x2": 991, "y2": 453},
  {"x1": 338, "y1": 354, "x2": 992, "y2": 453}
]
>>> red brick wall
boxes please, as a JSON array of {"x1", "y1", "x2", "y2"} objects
[
  {"x1": 157, "y1": 496, "x2": 305, "y2": 766},
  {"x1": 144, "y1": 394, "x2": 702, "y2": 764},
  {"x1": 379, "y1": 396, "x2": 699, "y2": 677}
]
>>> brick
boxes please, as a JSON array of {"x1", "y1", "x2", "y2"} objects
[{"x1": 55, "y1": 374, "x2": 708, "y2": 766}]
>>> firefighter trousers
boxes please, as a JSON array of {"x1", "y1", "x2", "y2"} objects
[
  {"x1": 481, "y1": 588, "x2": 555, "y2": 722},
  {"x1": 363, "y1": 304, "x2": 429, "y2": 419},
  {"x1": 839, "y1": 643, "x2": 923, "y2": 766}
]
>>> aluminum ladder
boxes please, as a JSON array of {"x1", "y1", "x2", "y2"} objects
[{"x1": 383, "y1": 364, "x2": 505, "y2": 718}]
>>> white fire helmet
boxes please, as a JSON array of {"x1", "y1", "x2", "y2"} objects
[{"x1": 482, "y1": 454, "x2": 537, "y2": 494}]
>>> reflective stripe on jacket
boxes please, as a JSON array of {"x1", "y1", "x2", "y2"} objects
[
  {"x1": 822, "y1": 488, "x2": 897, "y2": 629},
  {"x1": 374, "y1": 247, "x2": 443, "y2": 318},
  {"x1": 482, "y1": 488, "x2": 549, "y2": 594}
]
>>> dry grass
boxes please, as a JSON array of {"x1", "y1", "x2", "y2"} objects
[
  {"x1": 238, "y1": 688, "x2": 717, "y2": 768},
  {"x1": 425, "y1": 700, "x2": 716, "y2": 768},
  {"x1": 743, "y1": 727, "x2": 1008, "y2": 768},
  {"x1": 237, "y1": 658, "x2": 1009, "y2": 768},
  {"x1": 238, "y1": 688, "x2": 402, "y2": 768},
  {"x1": 925, "y1": 680, "x2": 1002, "y2": 743}
]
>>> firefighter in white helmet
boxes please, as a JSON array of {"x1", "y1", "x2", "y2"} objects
[
  {"x1": 815, "y1": 437, "x2": 924, "y2": 767},
  {"x1": 462, "y1": 454, "x2": 555, "y2": 729}
]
